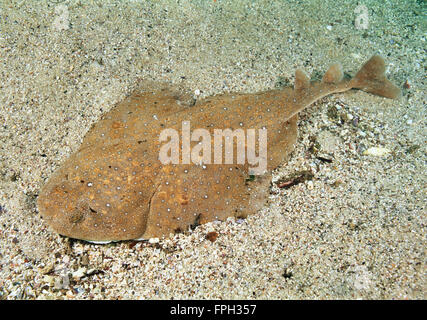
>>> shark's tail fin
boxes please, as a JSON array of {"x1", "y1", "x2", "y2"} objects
[
  {"x1": 285, "y1": 56, "x2": 400, "y2": 120},
  {"x1": 349, "y1": 55, "x2": 401, "y2": 99}
]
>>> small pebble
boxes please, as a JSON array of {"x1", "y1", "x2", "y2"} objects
[
  {"x1": 72, "y1": 267, "x2": 87, "y2": 280},
  {"x1": 148, "y1": 238, "x2": 159, "y2": 244},
  {"x1": 363, "y1": 147, "x2": 391, "y2": 156},
  {"x1": 205, "y1": 231, "x2": 219, "y2": 242}
]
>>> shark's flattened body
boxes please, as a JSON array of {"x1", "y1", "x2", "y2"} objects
[{"x1": 37, "y1": 56, "x2": 400, "y2": 242}]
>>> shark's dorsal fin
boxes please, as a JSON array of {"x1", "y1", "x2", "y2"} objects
[
  {"x1": 294, "y1": 69, "x2": 310, "y2": 90},
  {"x1": 322, "y1": 63, "x2": 343, "y2": 84}
]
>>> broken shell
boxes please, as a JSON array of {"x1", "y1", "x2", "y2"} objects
[{"x1": 363, "y1": 147, "x2": 391, "y2": 156}]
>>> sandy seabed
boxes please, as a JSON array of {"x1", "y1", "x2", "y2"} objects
[{"x1": 0, "y1": 0, "x2": 425, "y2": 299}]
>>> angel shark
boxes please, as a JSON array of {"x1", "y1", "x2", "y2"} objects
[{"x1": 37, "y1": 55, "x2": 400, "y2": 243}]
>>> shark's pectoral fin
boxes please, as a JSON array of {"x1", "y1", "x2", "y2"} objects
[
  {"x1": 142, "y1": 165, "x2": 213, "y2": 239},
  {"x1": 141, "y1": 162, "x2": 271, "y2": 239}
]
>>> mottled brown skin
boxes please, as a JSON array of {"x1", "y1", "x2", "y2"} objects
[{"x1": 37, "y1": 56, "x2": 400, "y2": 242}]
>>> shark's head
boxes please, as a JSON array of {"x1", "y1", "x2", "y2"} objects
[{"x1": 37, "y1": 146, "x2": 149, "y2": 242}]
